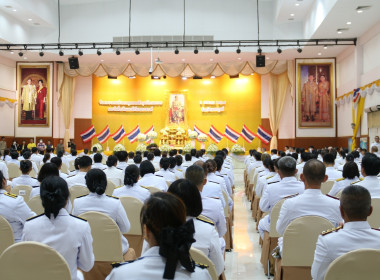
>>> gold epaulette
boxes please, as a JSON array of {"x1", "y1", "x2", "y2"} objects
[
  {"x1": 140, "y1": 185, "x2": 150, "y2": 190},
  {"x1": 26, "y1": 214, "x2": 44, "y2": 221},
  {"x1": 106, "y1": 195, "x2": 119, "y2": 199},
  {"x1": 266, "y1": 175, "x2": 274, "y2": 180},
  {"x1": 4, "y1": 192, "x2": 18, "y2": 199},
  {"x1": 70, "y1": 214, "x2": 87, "y2": 222},
  {"x1": 322, "y1": 226, "x2": 342, "y2": 236},
  {"x1": 196, "y1": 216, "x2": 215, "y2": 226},
  {"x1": 283, "y1": 193, "x2": 299, "y2": 200},
  {"x1": 195, "y1": 262, "x2": 209, "y2": 269},
  {"x1": 336, "y1": 178, "x2": 344, "y2": 182},
  {"x1": 115, "y1": 185, "x2": 122, "y2": 189},
  {"x1": 351, "y1": 180, "x2": 362, "y2": 185}
]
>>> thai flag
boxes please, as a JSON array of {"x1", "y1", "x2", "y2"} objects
[
  {"x1": 144, "y1": 125, "x2": 154, "y2": 144},
  {"x1": 224, "y1": 125, "x2": 240, "y2": 143},
  {"x1": 111, "y1": 125, "x2": 127, "y2": 143},
  {"x1": 97, "y1": 125, "x2": 111, "y2": 144},
  {"x1": 208, "y1": 125, "x2": 224, "y2": 143},
  {"x1": 126, "y1": 125, "x2": 140, "y2": 143},
  {"x1": 194, "y1": 125, "x2": 206, "y2": 135},
  {"x1": 80, "y1": 125, "x2": 96, "y2": 143},
  {"x1": 241, "y1": 125, "x2": 255, "y2": 143},
  {"x1": 257, "y1": 125, "x2": 273, "y2": 144},
  {"x1": 352, "y1": 88, "x2": 360, "y2": 104}
]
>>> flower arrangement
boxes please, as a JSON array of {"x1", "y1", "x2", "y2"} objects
[
  {"x1": 188, "y1": 131, "x2": 198, "y2": 139},
  {"x1": 160, "y1": 144, "x2": 171, "y2": 152},
  {"x1": 231, "y1": 144, "x2": 245, "y2": 155},
  {"x1": 206, "y1": 143, "x2": 219, "y2": 154},
  {"x1": 91, "y1": 143, "x2": 103, "y2": 153},
  {"x1": 197, "y1": 133, "x2": 208, "y2": 142},
  {"x1": 147, "y1": 131, "x2": 157, "y2": 139},
  {"x1": 147, "y1": 143, "x2": 158, "y2": 150},
  {"x1": 113, "y1": 144, "x2": 126, "y2": 152},
  {"x1": 177, "y1": 127, "x2": 185, "y2": 134},
  {"x1": 183, "y1": 143, "x2": 195, "y2": 154},
  {"x1": 136, "y1": 143, "x2": 147, "y2": 153},
  {"x1": 137, "y1": 133, "x2": 147, "y2": 142}
]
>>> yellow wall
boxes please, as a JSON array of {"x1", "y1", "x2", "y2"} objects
[{"x1": 92, "y1": 74, "x2": 261, "y2": 151}]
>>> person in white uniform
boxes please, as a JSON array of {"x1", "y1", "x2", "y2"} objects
[
  {"x1": 198, "y1": 161, "x2": 226, "y2": 208},
  {"x1": 106, "y1": 192, "x2": 211, "y2": 280},
  {"x1": 0, "y1": 159, "x2": 9, "y2": 180},
  {"x1": 169, "y1": 156, "x2": 184, "y2": 179},
  {"x1": 22, "y1": 151, "x2": 38, "y2": 176},
  {"x1": 137, "y1": 160, "x2": 168, "y2": 192},
  {"x1": 258, "y1": 156, "x2": 305, "y2": 239},
  {"x1": 29, "y1": 163, "x2": 59, "y2": 199},
  {"x1": 311, "y1": 185, "x2": 380, "y2": 280},
  {"x1": 328, "y1": 162, "x2": 361, "y2": 197},
  {"x1": 11, "y1": 160, "x2": 39, "y2": 189},
  {"x1": 66, "y1": 156, "x2": 92, "y2": 188},
  {"x1": 50, "y1": 157, "x2": 68, "y2": 180},
  {"x1": 0, "y1": 170, "x2": 35, "y2": 242},
  {"x1": 103, "y1": 155, "x2": 124, "y2": 187},
  {"x1": 323, "y1": 153, "x2": 342, "y2": 181},
  {"x1": 22, "y1": 176, "x2": 94, "y2": 280},
  {"x1": 181, "y1": 154, "x2": 193, "y2": 175},
  {"x1": 358, "y1": 153, "x2": 380, "y2": 198},
  {"x1": 92, "y1": 153, "x2": 106, "y2": 170},
  {"x1": 370, "y1": 135, "x2": 380, "y2": 151},
  {"x1": 155, "y1": 157, "x2": 177, "y2": 185},
  {"x1": 8, "y1": 151, "x2": 20, "y2": 167},
  {"x1": 255, "y1": 159, "x2": 278, "y2": 197},
  {"x1": 72, "y1": 169, "x2": 134, "y2": 259},
  {"x1": 168, "y1": 179, "x2": 224, "y2": 277},
  {"x1": 113, "y1": 164, "x2": 150, "y2": 202},
  {"x1": 116, "y1": 151, "x2": 129, "y2": 172}
]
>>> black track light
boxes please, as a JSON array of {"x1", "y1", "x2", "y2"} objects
[
  {"x1": 214, "y1": 48, "x2": 219, "y2": 54},
  {"x1": 97, "y1": 49, "x2": 102, "y2": 56},
  {"x1": 115, "y1": 49, "x2": 121, "y2": 55},
  {"x1": 174, "y1": 48, "x2": 179, "y2": 55},
  {"x1": 257, "y1": 48, "x2": 262, "y2": 54},
  {"x1": 194, "y1": 48, "x2": 199, "y2": 54},
  {"x1": 236, "y1": 48, "x2": 241, "y2": 54},
  {"x1": 59, "y1": 50, "x2": 64, "y2": 56},
  {"x1": 277, "y1": 48, "x2": 282, "y2": 54},
  {"x1": 78, "y1": 50, "x2": 83, "y2": 56},
  {"x1": 18, "y1": 51, "x2": 23, "y2": 57},
  {"x1": 297, "y1": 47, "x2": 302, "y2": 53},
  {"x1": 135, "y1": 49, "x2": 140, "y2": 55},
  {"x1": 39, "y1": 51, "x2": 44, "y2": 57}
]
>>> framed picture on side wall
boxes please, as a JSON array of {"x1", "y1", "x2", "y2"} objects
[
  {"x1": 17, "y1": 63, "x2": 52, "y2": 127},
  {"x1": 296, "y1": 58, "x2": 336, "y2": 128}
]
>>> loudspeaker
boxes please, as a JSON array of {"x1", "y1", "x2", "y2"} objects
[
  {"x1": 256, "y1": 55, "x2": 265, "y2": 67},
  {"x1": 68, "y1": 57, "x2": 79, "y2": 69}
]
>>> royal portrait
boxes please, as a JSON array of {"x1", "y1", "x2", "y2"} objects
[{"x1": 169, "y1": 94, "x2": 185, "y2": 124}]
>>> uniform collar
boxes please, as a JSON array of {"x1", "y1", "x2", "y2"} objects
[
  {"x1": 343, "y1": 221, "x2": 371, "y2": 230},
  {"x1": 326, "y1": 166, "x2": 336, "y2": 170},
  {"x1": 88, "y1": 192, "x2": 104, "y2": 197},
  {"x1": 303, "y1": 189, "x2": 322, "y2": 195},
  {"x1": 363, "y1": 176, "x2": 379, "y2": 180},
  {"x1": 281, "y1": 176, "x2": 297, "y2": 182},
  {"x1": 142, "y1": 246, "x2": 160, "y2": 257},
  {"x1": 0, "y1": 189, "x2": 6, "y2": 194},
  {"x1": 143, "y1": 173, "x2": 155, "y2": 178}
]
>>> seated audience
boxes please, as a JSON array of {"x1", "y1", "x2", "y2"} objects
[
  {"x1": 329, "y1": 161, "x2": 361, "y2": 196},
  {"x1": 103, "y1": 155, "x2": 124, "y2": 187},
  {"x1": 359, "y1": 153, "x2": 380, "y2": 198},
  {"x1": 137, "y1": 160, "x2": 168, "y2": 191},
  {"x1": 323, "y1": 153, "x2": 342, "y2": 181},
  {"x1": 11, "y1": 160, "x2": 39, "y2": 189},
  {"x1": 155, "y1": 157, "x2": 176, "y2": 185},
  {"x1": 66, "y1": 156, "x2": 92, "y2": 188}
]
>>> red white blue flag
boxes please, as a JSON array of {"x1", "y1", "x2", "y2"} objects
[
  {"x1": 126, "y1": 125, "x2": 141, "y2": 143},
  {"x1": 208, "y1": 125, "x2": 224, "y2": 143},
  {"x1": 224, "y1": 125, "x2": 240, "y2": 143},
  {"x1": 97, "y1": 125, "x2": 111, "y2": 144},
  {"x1": 241, "y1": 125, "x2": 255, "y2": 143},
  {"x1": 352, "y1": 88, "x2": 361, "y2": 105},
  {"x1": 144, "y1": 125, "x2": 155, "y2": 144},
  {"x1": 111, "y1": 125, "x2": 127, "y2": 143},
  {"x1": 257, "y1": 125, "x2": 272, "y2": 144},
  {"x1": 194, "y1": 125, "x2": 206, "y2": 135},
  {"x1": 80, "y1": 125, "x2": 96, "y2": 143}
]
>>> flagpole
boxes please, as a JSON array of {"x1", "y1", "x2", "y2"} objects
[{"x1": 227, "y1": 139, "x2": 229, "y2": 150}]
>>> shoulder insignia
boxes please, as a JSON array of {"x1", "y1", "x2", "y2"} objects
[
  {"x1": 75, "y1": 194, "x2": 89, "y2": 199},
  {"x1": 106, "y1": 195, "x2": 119, "y2": 200},
  {"x1": 268, "y1": 181, "x2": 280, "y2": 185},
  {"x1": 266, "y1": 175, "x2": 274, "y2": 180},
  {"x1": 224, "y1": 167, "x2": 230, "y2": 169},
  {"x1": 116, "y1": 167, "x2": 123, "y2": 171},
  {"x1": 351, "y1": 180, "x2": 361, "y2": 185},
  {"x1": 336, "y1": 178, "x2": 344, "y2": 182},
  {"x1": 140, "y1": 185, "x2": 150, "y2": 190},
  {"x1": 115, "y1": 185, "x2": 123, "y2": 189},
  {"x1": 26, "y1": 213, "x2": 44, "y2": 221},
  {"x1": 322, "y1": 226, "x2": 342, "y2": 236},
  {"x1": 283, "y1": 193, "x2": 299, "y2": 200},
  {"x1": 155, "y1": 174, "x2": 164, "y2": 177},
  {"x1": 216, "y1": 174, "x2": 224, "y2": 178},
  {"x1": 360, "y1": 177, "x2": 364, "y2": 181},
  {"x1": 196, "y1": 216, "x2": 215, "y2": 226},
  {"x1": 195, "y1": 262, "x2": 209, "y2": 269},
  {"x1": 70, "y1": 214, "x2": 87, "y2": 222},
  {"x1": 326, "y1": 194, "x2": 339, "y2": 200},
  {"x1": 169, "y1": 170, "x2": 175, "y2": 174},
  {"x1": 4, "y1": 192, "x2": 18, "y2": 198},
  {"x1": 67, "y1": 174, "x2": 76, "y2": 178},
  {"x1": 258, "y1": 170, "x2": 265, "y2": 173},
  {"x1": 177, "y1": 169, "x2": 182, "y2": 172},
  {"x1": 111, "y1": 259, "x2": 137, "y2": 268},
  {"x1": 208, "y1": 180, "x2": 220, "y2": 184}
]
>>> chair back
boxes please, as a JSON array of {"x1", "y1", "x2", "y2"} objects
[
  {"x1": 336, "y1": 189, "x2": 343, "y2": 198},
  {"x1": 282, "y1": 216, "x2": 334, "y2": 266},
  {"x1": 27, "y1": 195, "x2": 44, "y2": 215},
  {"x1": 321, "y1": 180, "x2": 335, "y2": 194},
  {"x1": 69, "y1": 185, "x2": 90, "y2": 204},
  {"x1": 190, "y1": 247, "x2": 218, "y2": 280},
  {"x1": 119, "y1": 196, "x2": 143, "y2": 235},
  {"x1": 106, "y1": 180, "x2": 117, "y2": 196},
  {"x1": 0, "y1": 215, "x2": 14, "y2": 255},
  {"x1": 324, "y1": 249, "x2": 380, "y2": 280},
  {"x1": 146, "y1": 186, "x2": 161, "y2": 194},
  {"x1": 368, "y1": 198, "x2": 380, "y2": 228},
  {"x1": 269, "y1": 199, "x2": 285, "y2": 238},
  {"x1": 79, "y1": 211, "x2": 123, "y2": 262},
  {"x1": 10, "y1": 185, "x2": 32, "y2": 203},
  {"x1": 0, "y1": 241, "x2": 71, "y2": 280},
  {"x1": 222, "y1": 190, "x2": 229, "y2": 217},
  {"x1": 7, "y1": 163, "x2": 21, "y2": 179},
  {"x1": 68, "y1": 160, "x2": 75, "y2": 172},
  {"x1": 60, "y1": 164, "x2": 69, "y2": 175}
]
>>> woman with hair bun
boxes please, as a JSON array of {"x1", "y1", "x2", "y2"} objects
[
  {"x1": 10, "y1": 160, "x2": 39, "y2": 189},
  {"x1": 106, "y1": 192, "x2": 211, "y2": 280},
  {"x1": 155, "y1": 157, "x2": 176, "y2": 184},
  {"x1": 72, "y1": 169, "x2": 134, "y2": 260},
  {"x1": 112, "y1": 164, "x2": 150, "y2": 202},
  {"x1": 29, "y1": 162, "x2": 59, "y2": 199},
  {"x1": 104, "y1": 155, "x2": 124, "y2": 187}
]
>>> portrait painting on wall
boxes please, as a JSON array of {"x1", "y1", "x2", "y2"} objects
[
  {"x1": 17, "y1": 63, "x2": 52, "y2": 127},
  {"x1": 169, "y1": 94, "x2": 185, "y2": 124},
  {"x1": 296, "y1": 58, "x2": 336, "y2": 128}
]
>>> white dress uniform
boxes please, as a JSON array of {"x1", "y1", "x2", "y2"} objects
[
  {"x1": 112, "y1": 184, "x2": 150, "y2": 202},
  {"x1": 201, "y1": 194, "x2": 227, "y2": 238},
  {"x1": 137, "y1": 173, "x2": 168, "y2": 192},
  {"x1": 328, "y1": 177, "x2": 360, "y2": 196},
  {"x1": 7, "y1": 159, "x2": 20, "y2": 167},
  {"x1": 216, "y1": 171, "x2": 232, "y2": 196},
  {"x1": 188, "y1": 216, "x2": 225, "y2": 276},
  {"x1": 92, "y1": 162, "x2": 107, "y2": 170},
  {"x1": 325, "y1": 166, "x2": 342, "y2": 181},
  {"x1": 296, "y1": 162, "x2": 306, "y2": 177},
  {"x1": 170, "y1": 167, "x2": 184, "y2": 180},
  {"x1": 104, "y1": 166, "x2": 124, "y2": 187},
  {"x1": 370, "y1": 141, "x2": 380, "y2": 150},
  {"x1": 10, "y1": 174, "x2": 39, "y2": 189},
  {"x1": 30, "y1": 153, "x2": 42, "y2": 166},
  {"x1": 358, "y1": 176, "x2": 380, "y2": 198},
  {"x1": 116, "y1": 162, "x2": 129, "y2": 172},
  {"x1": 258, "y1": 177, "x2": 304, "y2": 239},
  {"x1": 202, "y1": 179, "x2": 226, "y2": 208},
  {"x1": 0, "y1": 161, "x2": 9, "y2": 180},
  {"x1": 22, "y1": 208, "x2": 94, "y2": 280},
  {"x1": 155, "y1": 169, "x2": 177, "y2": 185},
  {"x1": 311, "y1": 221, "x2": 380, "y2": 280},
  {"x1": 181, "y1": 161, "x2": 193, "y2": 175},
  {"x1": 247, "y1": 161, "x2": 261, "y2": 175},
  {"x1": 255, "y1": 172, "x2": 278, "y2": 197},
  {"x1": 66, "y1": 171, "x2": 87, "y2": 188},
  {"x1": 0, "y1": 190, "x2": 35, "y2": 242},
  {"x1": 105, "y1": 246, "x2": 211, "y2": 280},
  {"x1": 72, "y1": 193, "x2": 131, "y2": 254}
]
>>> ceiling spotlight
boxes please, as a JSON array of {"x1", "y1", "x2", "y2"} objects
[
  {"x1": 18, "y1": 51, "x2": 23, "y2": 57},
  {"x1": 39, "y1": 51, "x2": 44, "y2": 57},
  {"x1": 78, "y1": 50, "x2": 83, "y2": 56},
  {"x1": 116, "y1": 49, "x2": 121, "y2": 55},
  {"x1": 174, "y1": 48, "x2": 179, "y2": 55},
  {"x1": 257, "y1": 48, "x2": 262, "y2": 54},
  {"x1": 236, "y1": 48, "x2": 241, "y2": 54},
  {"x1": 194, "y1": 48, "x2": 199, "y2": 54},
  {"x1": 277, "y1": 47, "x2": 282, "y2": 54},
  {"x1": 97, "y1": 49, "x2": 102, "y2": 56},
  {"x1": 297, "y1": 47, "x2": 302, "y2": 53},
  {"x1": 214, "y1": 48, "x2": 219, "y2": 54},
  {"x1": 135, "y1": 49, "x2": 140, "y2": 55},
  {"x1": 59, "y1": 50, "x2": 64, "y2": 56}
]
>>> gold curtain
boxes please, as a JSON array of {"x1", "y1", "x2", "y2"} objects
[
  {"x1": 269, "y1": 72, "x2": 290, "y2": 150},
  {"x1": 351, "y1": 97, "x2": 366, "y2": 150}
]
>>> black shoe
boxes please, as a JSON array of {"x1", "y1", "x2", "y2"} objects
[
  {"x1": 306, "y1": 116, "x2": 309, "y2": 121},
  {"x1": 311, "y1": 115, "x2": 315, "y2": 121}
]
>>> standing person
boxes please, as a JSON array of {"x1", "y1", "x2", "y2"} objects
[
  {"x1": 0, "y1": 136, "x2": 6, "y2": 156},
  {"x1": 35, "y1": 79, "x2": 47, "y2": 119},
  {"x1": 370, "y1": 136, "x2": 380, "y2": 151},
  {"x1": 301, "y1": 74, "x2": 318, "y2": 122},
  {"x1": 106, "y1": 192, "x2": 211, "y2": 280},
  {"x1": 318, "y1": 74, "x2": 330, "y2": 122},
  {"x1": 22, "y1": 176, "x2": 94, "y2": 280},
  {"x1": 56, "y1": 139, "x2": 65, "y2": 154},
  {"x1": 37, "y1": 138, "x2": 46, "y2": 152},
  {"x1": 21, "y1": 78, "x2": 37, "y2": 120}
]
